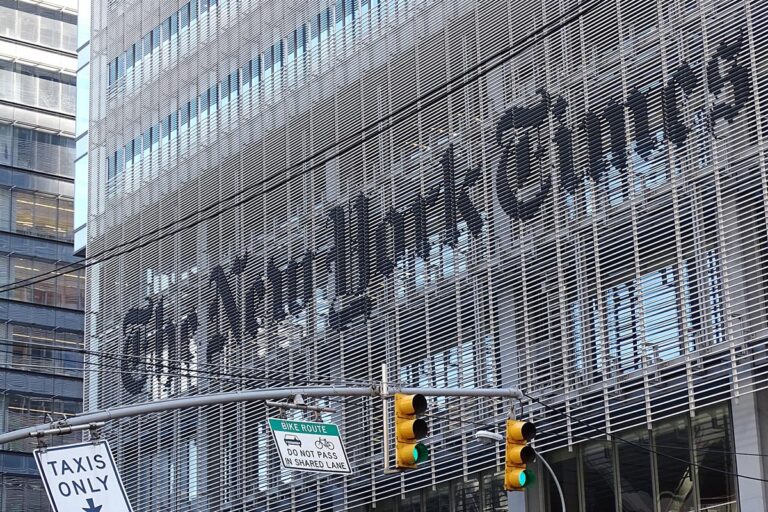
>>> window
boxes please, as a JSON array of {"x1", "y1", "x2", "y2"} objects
[
  {"x1": 0, "y1": 1, "x2": 76, "y2": 52},
  {"x1": 32, "y1": 193, "x2": 57, "y2": 239},
  {"x1": 547, "y1": 450, "x2": 580, "y2": 512},
  {"x1": 606, "y1": 282, "x2": 641, "y2": 372},
  {"x1": 583, "y1": 442, "x2": 616, "y2": 512},
  {"x1": 220, "y1": 74, "x2": 230, "y2": 102},
  {"x1": 1, "y1": 61, "x2": 76, "y2": 114},
  {"x1": 5, "y1": 393, "x2": 82, "y2": 451},
  {"x1": 7, "y1": 324, "x2": 83, "y2": 377},
  {"x1": 171, "y1": 12, "x2": 178, "y2": 37},
  {"x1": 142, "y1": 33, "x2": 152, "y2": 56},
  {"x1": 654, "y1": 417, "x2": 695, "y2": 511},
  {"x1": 641, "y1": 266, "x2": 681, "y2": 362},
  {"x1": 693, "y1": 406, "x2": 737, "y2": 510},
  {"x1": 5, "y1": 255, "x2": 84, "y2": 308},
  {"x1": 58, "y1": 266, "x2": 84, "y2": 309},
  {"x1": 126, "y1": 44, "x2": 135, "y2": 70},
  {"x1": 162, "y1": 17, "x2": 172, "y2": 43},
  {"x1": 208, "y1": 84, "x2": 218, "y2": 112},
  {"x1": 537, "y1": 405, "x2": 738, "y2": 512},
  {"x1": 180, "y1": 3, "x2": 190, "y2": 29},
  {"x1": 12, "y1": 190, "x2": 35, "y2": 235},
  {"x1": 152, "y1": 27, "x2": 160, "y2": 50},
  {"x1": 1, "y1": 475, "x2": 50, "y2": 510},
  {"x1": 264, "y1": 42, "x2": 283, "y2": 81},
  {"x1": 188, "y1": 440, "x2": 198, "y2": 500}
]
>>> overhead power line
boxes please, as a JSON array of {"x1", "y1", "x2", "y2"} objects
[
  {"x1": 0, "y1": 337, "x2": 372, "y2": 387},
  {"x1": 0, "y1": 0, "x2": 605, "y2": 295}
]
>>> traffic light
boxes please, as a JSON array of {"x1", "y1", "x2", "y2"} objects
[
  {"x1": 505, "y1": 419, "x2": 536, "y2": 491},
  {"x1": 394, "y1": 393, "x2": 429, "y2": 469}
]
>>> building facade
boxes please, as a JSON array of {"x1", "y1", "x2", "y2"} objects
[
  {"x1": 84, "y1": 0, "x2": 768, "y2": 510},
  {"x1": 0, "y1": 0, "x2": 85, "y2": 510}
]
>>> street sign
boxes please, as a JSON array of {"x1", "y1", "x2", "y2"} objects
[
  {"x1": 34, "y1": 440, "x2": 133, "y2": 512},
  {"x1": 269, "y1": 418, "x2": 352, "y2": 474}
]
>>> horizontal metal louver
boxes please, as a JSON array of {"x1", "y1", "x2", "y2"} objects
[{"x1": 86, "y1": 0, "x2": 768, "y2": 509}]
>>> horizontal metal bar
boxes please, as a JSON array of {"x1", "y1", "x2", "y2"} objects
[
  {"x1": 265, "y1": 400, "x2": 337, "y2": 413},
  {"x1": 0, "y1": 387, "x2": 377, "y2": 445},
  {"x1": 397, "y1": 387, "x2": 523, "y2": 400},
  {"x1": 0, "y1": 385, "x2": 520, "y2": 445},
  {"x1": 29, "y1": 422, "x2": 107, "y2": 438}
]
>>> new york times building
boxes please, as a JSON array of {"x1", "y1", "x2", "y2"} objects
[{"x1": 83, "y1": 0, "x2": 768, "y2": 509}]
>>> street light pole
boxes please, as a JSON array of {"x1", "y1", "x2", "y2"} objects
[
  {"x1": 0, "y1": 384, "x2": 523, "y2": 446},
  {"x1": 537, "y1": 453, "x2": 567, "y2": 512}
]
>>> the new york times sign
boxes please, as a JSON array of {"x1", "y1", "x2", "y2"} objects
[{"x1": 119, "y1": 33, "x2": 752, "y2": 395}]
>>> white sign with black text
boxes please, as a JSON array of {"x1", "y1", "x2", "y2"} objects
[
  {"x1": 269, "y1": 418, "x2": 352, "y2": 474},
  {"x1": 34, "y1": 440, "x2": 133, "y2": 512}
]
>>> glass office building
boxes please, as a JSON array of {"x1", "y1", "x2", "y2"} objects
[
  {"x1": 84, "y1": 0, "x2": 768, "y2": 510},
  {"x1": 0, "y1": 0, "x2": 84, "y2": 509}
]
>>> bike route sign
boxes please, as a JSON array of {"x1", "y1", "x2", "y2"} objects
[
  {"x1": 34, "y1": 440, "x2": 133, "y2": 512},
  {"x1": 268, "y1": 418, "x2": 352, "y2": 474}
]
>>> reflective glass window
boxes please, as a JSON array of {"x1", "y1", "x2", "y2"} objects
[
  {"x1": 180, "y1": 4, "x2": 190, "y2": 28},
  {"x1": 583, "y1": 441, "x2": 616, "y2": 512},
  {"x1": 424, "y1": 483, "x2": 450, "y2": 512},
  {"x1": 0, "y1": 1, "x2": 76, "y2": 51},
  {"x1": 34, "y1": 193, "x2": 58, "y2": 239},
  {"x1": 12, "y1": 191, "x2": 35, "y2": 236},
  {"x1": 0, "y1": 187, "x2": 10, "y2": 231},
  {"x1": 618, "y1": 428, "x2": 655, "y2": 512},
  {"x1": 693, "y1": 406, "x2": 737, "y2": 511},
  {"x1": 548, "y1": 449, "x2": 580, "y2": 512},
  {"x1": 152, "y1": 27, "x2": 160, "y2": 50},
  {"x1": 654, "y1": 418, "x2": 695, "y2": 511},
  {"x1": 57, "y1": 267, "x2": 84, "y2": 309}
]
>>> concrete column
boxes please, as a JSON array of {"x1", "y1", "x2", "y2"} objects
[{"x1": 731, "y1": 389, "x2": 768, "y2": 511}]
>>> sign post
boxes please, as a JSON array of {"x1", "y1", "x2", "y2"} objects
[
  {"x1": 34, "y1": 440, "x2": 133, "y2": 512},
  {"x1": 269, "y1": 418, "x2": 352, "y2": 474}
]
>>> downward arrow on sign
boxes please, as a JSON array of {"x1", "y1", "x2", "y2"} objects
[{"x1": 82, "y1": 498, "x2": 103, "y2": 512}]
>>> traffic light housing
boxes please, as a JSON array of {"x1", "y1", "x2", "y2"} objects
[
  {"x1": 505, "y1": 419, "x2": 536, "y2": 491},
  {"x1": 394, "y1": 393, "x2": 429, "y2": 469}
]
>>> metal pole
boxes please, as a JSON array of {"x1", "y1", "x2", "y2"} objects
[
  {"x1": 28, "y1": 422, "x2": 106, "y2": 438},
  {"x1": 381, "y1": 364, "x2": 393, "y2": 473},
  {"x1": 398, "y1": 387, "x2": 523, "y2": 399},
  {"x1": 537, "y1": 453, "x2": 567, "y2": 512},
  {"x1": 0, "y1": 385, "x2": 522, "y2": 446}
]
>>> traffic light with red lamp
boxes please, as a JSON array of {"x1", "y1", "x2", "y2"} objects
[
  {"x1": 394, "y1": 393, "x2": 429, "y2": 469},
  {"x1": 505, "y1": 419, "x2": 537, "y2": 491}
]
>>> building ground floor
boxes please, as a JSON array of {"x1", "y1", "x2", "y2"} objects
[{"x1": 362, "y1": 391, "x2": 768, "y2": 512}]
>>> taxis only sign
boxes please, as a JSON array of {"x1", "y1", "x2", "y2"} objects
[
  {"x1": 269, "y1": 418, "x2": 352, "y2": 474},
  {"x1": 34, "y1": 440, "x2": 133, "y2": 512}
]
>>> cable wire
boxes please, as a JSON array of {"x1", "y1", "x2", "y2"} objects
[
  {"x1": 0, "y1": 336, "x2": 374, "y2": 386},
  {"x1": 0, "y1": 0, "x2": 606, "y2": 296}
]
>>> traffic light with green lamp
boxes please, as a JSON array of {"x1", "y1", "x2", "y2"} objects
[
  {"x1": 505, "y1": 419, "x2": 537, "y2": 491},
  {"x1": 394, "y1": 393, "x2": 429, "y2": 469}
]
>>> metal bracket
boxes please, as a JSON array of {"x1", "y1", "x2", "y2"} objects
[
  {"x1": 35, "y1": 434, "x2": 48, "y2": 452},
  {"x1": 89, "y1": 423, "x2": 102, "y2": 444},
  {"x1": 29, "y1": 422, "x2": 107, "y2": 443},
  {"x1": 380, "y1": 364, "x2": 400, "y2": 475},
  {"x1": 265, "y1": 396, "x2": 337, "y2": 415}
]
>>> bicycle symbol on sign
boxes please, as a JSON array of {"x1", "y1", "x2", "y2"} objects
[{"x1": 314, "y1": 438, "x2": 335, "y2": 450}]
